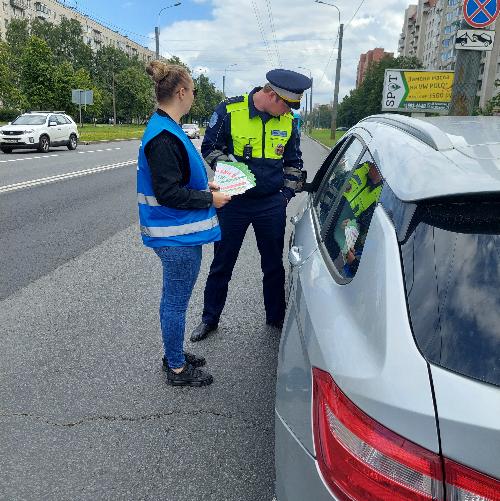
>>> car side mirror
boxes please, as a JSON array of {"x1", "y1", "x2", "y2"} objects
[{"x1": 49, "y1": 121, "x2": 57, "y2": 127}]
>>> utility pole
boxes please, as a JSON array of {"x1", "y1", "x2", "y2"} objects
[
  {"x1": 155, "y1": 3, "x2": 181, "y2": 61},
  {"x1": 449, "y1": 19, "x2": 483, "y2": 116},
  {"x1": 310, "y1": 77, "x2": 313, "y2": 132},
  {"x1": 304, "y1": 93, "x2": 308, "y2": 132},
  {"x1": 112, "y1": 72, "x2": 117, "y2": 126},
  {"x1": 222, "y1": 74, "x2": 226, "y2": 98},
  {"x1": 331, "y1": 22, "x2": 343, "y2": 140},
  {"x1": 155, "y1": 27, "x2": 160, "y2": 60}
]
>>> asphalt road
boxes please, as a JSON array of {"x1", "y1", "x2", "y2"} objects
[{"x1": 0, "y1": 136, "x2": 329, "y2": 501}]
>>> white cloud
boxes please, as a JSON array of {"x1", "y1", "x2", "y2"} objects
[{"x1": 153, "y1": 0, "x2": 409, "y2": 108}]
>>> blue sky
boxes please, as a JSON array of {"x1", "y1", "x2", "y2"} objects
[{"x1": 66, "y1": 0, "x2": 409, "y2": 106}]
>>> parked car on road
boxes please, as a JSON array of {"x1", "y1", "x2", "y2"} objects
[
  {"x1": 181, "y1": 123, "x2": 200, "y2": 139},
  {"x1": 0, "y1": 111, "x2": 79, "y2": 154},
  {"x1": 275, "y1": 114, "x2": 500, "y2": 501}
]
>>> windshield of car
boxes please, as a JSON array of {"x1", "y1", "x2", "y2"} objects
[
  {"x1": 11, "y1": 115, "x2": 47, "y2": 125},
  {"x1": 401, "y1": 199, "x2": 500, "y2": 387},
  {"x1": 182, "y1": 124, "x2": 196, "y2": 129}
]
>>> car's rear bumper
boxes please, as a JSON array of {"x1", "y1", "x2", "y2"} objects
[{"x1": 275, "y1": 410, "x2": 337, "y2": 501}]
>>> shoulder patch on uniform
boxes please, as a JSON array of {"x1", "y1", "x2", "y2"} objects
[
  {"x1": 225, "y1": 95, "x2": 245, "y2": 104},
  {"x1": 208, "y1": 112, "x2": 218, "y2": 128}
]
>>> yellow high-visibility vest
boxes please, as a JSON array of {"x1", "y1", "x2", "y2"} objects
[
  {"x1": 226, "y1": 94, "x2": 293, "y2": 159},
  {"x1": 343, "y1": 162, "x2": 382, "y2": 217}
]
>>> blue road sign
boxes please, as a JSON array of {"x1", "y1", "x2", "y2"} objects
[{"x1": 463, "y1": 0, "x2": 499, "y2": 28}]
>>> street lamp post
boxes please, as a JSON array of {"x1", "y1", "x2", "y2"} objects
[
  {"x1": 315, "y1": 0, "x2": 343, "y2": 141},
  {"x1": 299, "y1": 66, "x2": 313, "y2": 132},
  {"x1": 223, "y1": 63, "x2": 237, "y2": 98},
  {"x1": 155, "y1": 2, "x2": 181, "y2": 60}
]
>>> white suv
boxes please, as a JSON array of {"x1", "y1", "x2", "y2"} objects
[
  {"x1": 181, "y1": 123, "x2": 200, "y2": 139},
  {"x1": 0, "y1": 111, "x2": 79, "y2": 154}
]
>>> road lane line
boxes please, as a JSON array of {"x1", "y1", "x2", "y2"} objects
[{"x1": 0, "y1": 159, "x2": 137, "y2": 194}]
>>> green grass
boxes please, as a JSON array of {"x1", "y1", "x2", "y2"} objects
[
  {"x1": 308, "y1": 128, "x2": 346, "y2": 148},
  {"x1": 78, "y1": 124, "x2": 207, "y2": 142},
  {"x1": 78, "y1": 124, "x2": 145, "y2": 142}
]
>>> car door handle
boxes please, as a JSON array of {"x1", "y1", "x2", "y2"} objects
[{"x1": 288, "y1": 245, "x2": 304, "y2": 267}]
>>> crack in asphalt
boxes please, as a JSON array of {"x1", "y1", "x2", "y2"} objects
[{"x1": 0, "y1": 410, "x2": 271, "y2": 429}]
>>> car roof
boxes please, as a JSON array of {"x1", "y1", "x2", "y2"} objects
[{"x1": 356, "y1": 114, "x2": 500, "y2": 202}]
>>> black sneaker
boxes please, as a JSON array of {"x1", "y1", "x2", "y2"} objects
[
  {"x1": 167, "y1": 364, "x2": 213, "y2": 387},
  {"x1": 266, "y1": 320, "x2": 284, "y2": 329},
  {"x1": 162, "y1": 352, "x2": 206, "y2": 371}
]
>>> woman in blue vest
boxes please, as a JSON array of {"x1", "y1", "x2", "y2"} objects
[{"x1": 138, "y1": 61, "x2": 231, "y2": 387}]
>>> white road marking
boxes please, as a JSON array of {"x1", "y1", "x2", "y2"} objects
[
  {"x1": 0, "y1": 159, "x2": 137, "y2": 194},
  {"x1": 0, "y1": 148, "x2": 123, "y2": 162}
]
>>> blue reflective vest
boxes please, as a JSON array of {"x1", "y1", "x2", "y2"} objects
[{"x1": 137, "y1": 112, "x2": 221, "y2": 248}]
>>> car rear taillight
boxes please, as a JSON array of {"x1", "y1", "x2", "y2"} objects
[
  {"x1": 313, "y1": 367, "x2": 444, "y2": 500},
  {"x1": 313, "y1": 368, "x2": 500, "y2": 500},
  {"x1": 445, "y1": 459, "x2": 500, "y2": 500}
]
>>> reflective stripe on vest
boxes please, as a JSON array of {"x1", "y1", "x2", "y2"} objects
[
  {"x1": 141, "y1": 215, "x2": 219, "y2": 238},
  {"x1": 226, "y1": 94, "x2": 292, "y2": 159},
  {"x1": 137, "y1": 192, "x2": 161, "y2": 206}
]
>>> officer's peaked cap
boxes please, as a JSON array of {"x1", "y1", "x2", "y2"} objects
[{"x1": 266, "y1": 69, "x2": 312, "y2": 109}]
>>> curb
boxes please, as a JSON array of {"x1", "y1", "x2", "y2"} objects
[
  {"x1": 81, "y1": 137, "x2": 141, "y2": 145},
  {"x1": 304, "y1": 133, "x2": 332, "y2": 152}
]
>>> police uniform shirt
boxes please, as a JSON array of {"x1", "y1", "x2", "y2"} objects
[
  {"x1": 201, "y1": 87, "x2": 303, "y2": 200},
  {"x1": 145, "y1": 109, "x2": 213, "y2": 210}
]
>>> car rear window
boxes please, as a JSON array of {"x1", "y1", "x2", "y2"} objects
[{"x1": 401, "y1": 200, "x2": 500, "y2": 387}]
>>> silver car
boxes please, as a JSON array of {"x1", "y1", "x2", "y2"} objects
[{"x1": 275, "y1": 115, "x2": 500, "y2": 501}]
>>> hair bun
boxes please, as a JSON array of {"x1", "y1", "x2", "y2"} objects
[{"x1": 146, "y1": 61, "x2": 170, "y2": 83}]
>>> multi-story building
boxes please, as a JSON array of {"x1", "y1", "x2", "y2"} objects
[
  {"x1": 399, "y1": 0, "x2": 500, "y2": 108},
  {"x1": 0, "y1": 0, "x2": 156, "y2": 63},
  {"x1": 398, "y1": 5, "x2": 418, "y2": 57},
  {"x1": 356, "y1": 48, "x2": 394, "y2": 87}
]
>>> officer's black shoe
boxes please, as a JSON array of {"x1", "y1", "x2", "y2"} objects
[
  {"x1": 266, "y1": 320, "x2": 284, "y2": 330},
  {"x1": 166, "y1": 363, "x2": 213, "y2": 387},
  {"x1": 162, "y1": 352, "x2": 206, "y2": 371},
  {"x1": 190, "y1": 322, "x2": 218, "y2": 342}
]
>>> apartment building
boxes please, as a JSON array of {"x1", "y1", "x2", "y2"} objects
[
  {"x1": 0, "y1": 0, "x2": 156, "y2": 63},
  {"x1": 398, "y1": 0, "x2": 500, "y2": 108},
  {"x1": 356, "y1": 48, "x2": 394, "y2": 87}
]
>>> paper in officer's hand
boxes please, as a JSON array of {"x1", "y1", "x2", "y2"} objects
[{"x1": 214, "y1": 161, "x2": 256, "y2": 196}]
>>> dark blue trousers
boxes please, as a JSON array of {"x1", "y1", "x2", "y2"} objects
[{"x1": 202, "y1": 193, "x2": 286, "y2": 326}]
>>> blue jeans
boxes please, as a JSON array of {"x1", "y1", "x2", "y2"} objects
[{"x1": 154, "y1": 245, "x2": 202, "y2": 369}]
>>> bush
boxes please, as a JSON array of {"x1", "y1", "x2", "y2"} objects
[{"x1": 0, "y1": 108, "x2": 22, "y2": 121}]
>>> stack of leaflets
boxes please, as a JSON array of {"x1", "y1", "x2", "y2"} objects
[{"x1": 214, "y1": 161, "x2": 256, "y2": 196}]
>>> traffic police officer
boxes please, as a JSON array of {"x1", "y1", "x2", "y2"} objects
[{"x1": 191, "y1": 69, "x2": 312, "y2": 341}]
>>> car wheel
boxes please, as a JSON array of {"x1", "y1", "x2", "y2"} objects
[
  {"x1": 38, "y1": 135, "x2": 50, "y2": 153},
  {"x1": 67, "y1": 133, "x2": 78, "y2": 150},
  {"x1": 0, "y1": 147, "x2": 13, "y2": 154}
]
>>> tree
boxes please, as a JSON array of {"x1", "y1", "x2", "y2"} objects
[
  {"x1": 337, "y1": 55, "x2": 423, "y2": 127},
  {"x1": 20, "y1": 37, "x2": 56, "y2": 110},
  {"x1": 480, "y1": 79, "x2": 500, "y2": 115},
  {"x1": 0, "y1": 41, "x2": 24, "y2": 111},
  {"x1": 189, "y1": 73, "x2": 224, "y2": 124},
  {"x1": 115, "y1": 66, "x2": 154, "y2": 123},
  {"x1": 31, "y1": 17, "x2": 93, "y2": 72}
]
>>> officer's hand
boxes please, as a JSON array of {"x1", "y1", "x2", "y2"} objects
[
  {"x1": 212, "y1": 192, "x2": 231, "y2": 208},
  {"x1": 208, "y1": 181, "x2": 220, "y2": 192},
  {"x1": 216, "y1": 153, "x2": 237, "y2": 163}
]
